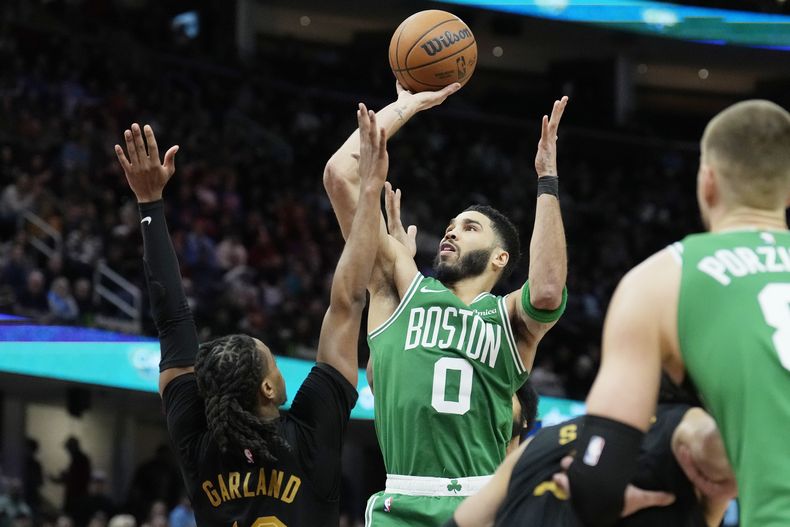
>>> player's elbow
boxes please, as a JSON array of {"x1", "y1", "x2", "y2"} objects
[
  {"x1": 529, "y1": 284, "x2": 564, "y2": 311},
  {"x1": 567, "y1": 415, "x2": 644, "y2": 527},
  {"x1": 330, "y1": 282, "x2": 367, "y2": 315},
  {"x1": 323, "y1": 160, "x2": 346, "y2": 196}
]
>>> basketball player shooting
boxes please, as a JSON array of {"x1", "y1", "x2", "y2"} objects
[
  {"x1": 113, "y1": 106, "x2": 389, "y2": 526},
  {"x1": 325, "y1": 87, "x2": 569, "y2": 526}
]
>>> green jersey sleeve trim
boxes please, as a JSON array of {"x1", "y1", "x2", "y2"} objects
[
  {"x1": 499, "y1": 295, "x2": 526, "y2": 375},
  {"x1": 668, "y1": 242, "x2": 684, "y2": 265},
  {"x1": 369, "y1": 272, "x2": 423, "y2": 340},
  {"x1": 520, "y1": 281, "x2": 568, "y2": 324}
]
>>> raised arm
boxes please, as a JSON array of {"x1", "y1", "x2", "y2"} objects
[
  {"x1": 323, "y1": 82, "x2": 459, "y2": 240},
  {"x1": 565, "y1": 254, "x2": 675, "y2": 526},
  {"x1": 114, "y1": 123, "x2": 195, "y2": 395},
  {"x1": 506, "y1": 97, "x2": 569, "y2": 365},
  {"x1": 324, "y1": 84, "x2": 437, "y2": 304},
  {"x1": 315, "y1": 105, "x2": 390, "y2": 386}
]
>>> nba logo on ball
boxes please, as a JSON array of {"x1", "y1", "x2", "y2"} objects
[
  {"x1": 389, "y1": 10, "x2": 477, "y2": 93},
  {"x1": 457, "y1": 56, "x2": 467, "y2": 79},
  {"x1": 384, "y1": 497, "x2": 393, "y2": 512}
]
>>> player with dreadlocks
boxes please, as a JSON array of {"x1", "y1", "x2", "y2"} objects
[{"x1": 114, "y1": 104, "x2": 390, "y2": 526}]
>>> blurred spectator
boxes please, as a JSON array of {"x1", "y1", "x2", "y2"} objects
[
  {"x1": 73, "y1": 471, "x2": 115, "y2": 527},
  {"x1": 47, "y1": 277, "x2": 79, "y2": 323},
  {"x1": 0, "y1": 244, "x2": 30, "y2": 299},
  {"x1": 10, "y1": 512, "x2": 33, "y2": 527},
  {"x1": 55, "y1": 515, "x2": 74, "y2": 527},
  {"x1": 22, "y1": 438, "x2": 42, "y2": 515},
  {"x1": 529, "y1": 358, "x2": 567, "y2": 398},
  {"x1": 167, "y1": 496, "x2": 195, "y2": 527},
  {"x1": 107, "y1": 515, "x2": 135, "y2": 527},
  {"x1": 0, "y1": 479, "x2": 32, "y2": 527},
  {"x1": 86, "y1": 513, "x2": 108, "y2": 527},
  {"x1": 0, "y1": 174, "x2": 37, "y2": 231},
  {"x1": 64, "y1": 221, "x2": 103, "y2": 276},
  {"x1": 126, "y1": 447, "x2": 181, "y2": 520},
  {"x1": 50, "y1": 437, "x2": 91, "y2": 520},
  {"x1": 139, "y1": 501, "x2": 167, "y2": 527},
  {"x1": 15, "y1": 270, "x2": 48, "y2": 317},
  {"x1": 72, "y1": 278, "x2": 96, "y2": 325}
]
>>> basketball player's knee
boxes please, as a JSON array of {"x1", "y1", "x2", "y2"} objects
[{"x1": 568, "y1": 415, "x2": 644, "y2": 527}]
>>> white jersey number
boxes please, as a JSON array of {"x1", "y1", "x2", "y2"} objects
[
  {"x1": 431, "y1": 357, "x2": 474, "y2": 415},
  {"x1": 758, "y1": 283, "x2": 790, "y2": 372}
]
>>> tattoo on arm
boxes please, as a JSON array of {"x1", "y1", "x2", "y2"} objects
[{"x1": 394, "y1": 105, "x2": 407, "y2": 123}]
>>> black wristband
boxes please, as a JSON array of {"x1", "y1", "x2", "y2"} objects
[
  {"x1": 568, "y1": 415, "x2": 644, "y2": 527},
  {"x1": 537, "y1": 176, "x2": 559, "y2": 198},
  {"x1": 442, "y1": 516, "x2": 459, "y2": 527}
]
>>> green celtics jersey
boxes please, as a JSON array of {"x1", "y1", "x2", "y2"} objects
[
  {"x1": 368, "y1": 273, "x2": 529, "y2": 478},
  {"x1": 674, "y1": 230, "x2": 790, "y2": 527}
]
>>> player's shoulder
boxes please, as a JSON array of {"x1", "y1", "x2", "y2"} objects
[
  {"x1": 617, "y1": 247, "x2": 680, "y2": 299},
  {"x1": 303, "y1": 362, "x2": 358, "y2": 399}
]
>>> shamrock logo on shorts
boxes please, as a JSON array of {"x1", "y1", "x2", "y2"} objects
[{"x1": 447, "y1": 480, "x2": 462, "y2": 493}]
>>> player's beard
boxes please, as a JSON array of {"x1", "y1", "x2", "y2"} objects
[{"x1": 433, "y1": 247, "x2": 491, "y2": 286}]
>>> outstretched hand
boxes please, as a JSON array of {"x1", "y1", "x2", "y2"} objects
[
  {"x1": 114, "y1": 123, "x2": 179, "y2": 203},
  {"x1": 357, "y1": 103, "x2": 389, "y2": 192},
  {"x1": 384, "y1": 182, "x2": 417, "y2": 257},
  {"x1": 535, "y1": 96, "x2": 569, "y2": 178},
  {"x1": 396, "y1": 80, "x2": 461, "y2": 113},
  {"x1": 552, "y1": 456, "x2": 676, "y2": 518}
]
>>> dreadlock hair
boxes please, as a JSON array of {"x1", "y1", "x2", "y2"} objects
[
  {"x1": 516, "y1": 378, "x2": 540, "y2": 435},
  {"x1": 195, "y1": 334, "x2": 290, "y2": 462},
  {"x1": 464, "y1": 204, "x2": 521, "y2": 282}
]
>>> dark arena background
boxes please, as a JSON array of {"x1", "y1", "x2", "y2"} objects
[{"x1": 1, "y1": 0, "x2": 789, "y2": 525}]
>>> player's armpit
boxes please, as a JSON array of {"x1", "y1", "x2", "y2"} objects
[
  {"x1": 159, "y1": 367, "x2": 195, "y2": 394},
  {"x1": 373, "y1": 232, "x2": 419, "y2": 300}
]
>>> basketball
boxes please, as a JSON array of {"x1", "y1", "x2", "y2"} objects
[{"x1": 389, "y1": 10, "x2": 477, "y2": 93}]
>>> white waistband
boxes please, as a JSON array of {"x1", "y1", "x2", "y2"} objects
[{"x1": 384, "y1": 474, "x2": 492, "y2": 497}]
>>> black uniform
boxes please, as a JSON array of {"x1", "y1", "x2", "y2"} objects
[
  {"x1": 164, "y1": 364, "x2": 357, "y2": 527},
  {"x1": 141, "y1": 200, "x2": 358, "y2": 527},
  {"x1": 494, "y1": 404, "x2": 706, "y2": 527}
]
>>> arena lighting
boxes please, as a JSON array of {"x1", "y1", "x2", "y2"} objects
[
  {"x1": 0, "y1": 318, "x2": 585, "y2": 422},
  {"x1": 438, "y1": 0, "x2": 790, "y2": 49}
]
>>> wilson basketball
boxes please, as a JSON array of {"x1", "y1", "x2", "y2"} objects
[{"x1": 389, "y1": 10, "x2": 477, "y2": 93}]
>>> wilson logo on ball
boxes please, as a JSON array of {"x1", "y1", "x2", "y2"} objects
[{"x1": 419, "y1": 29, "x2": 473, "y2": 57}]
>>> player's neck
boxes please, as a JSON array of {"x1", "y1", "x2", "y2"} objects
[
  {"x1": 448, "y1": 273, "x2": 495, "y2": 304},
  {"x1": 710, "y1": 206, "x2": 788, "y2": 233},
  {"x1": 259, "y1": 404, "x2": 280, "y2": 421}
]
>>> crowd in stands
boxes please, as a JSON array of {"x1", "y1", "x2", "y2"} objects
[
  {"x1": 0, "y1": 437, "x2": 192, "y2": 527},
  {"x1": 2, "y1": 2, "x2": 784, "y2": 527},
  {"x1": 0, "y1": 3, "x2": 720, "y2": 402}
]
